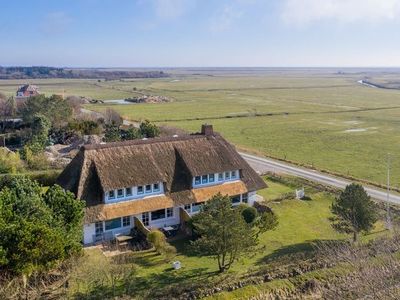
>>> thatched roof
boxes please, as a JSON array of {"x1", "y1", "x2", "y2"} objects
[{"x1": 57, "y1": 125, "x2": 267, "y2": 223}]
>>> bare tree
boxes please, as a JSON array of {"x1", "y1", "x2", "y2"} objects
[{"x1": 104, "y1": 108, "x2": 123, "y2": 126}]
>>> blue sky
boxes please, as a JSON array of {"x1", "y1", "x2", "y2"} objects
[{"x1": 2, "y1": 0, "x2": 400, "y2": 67}]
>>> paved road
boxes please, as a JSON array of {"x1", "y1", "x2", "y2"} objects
[{"x1": 241, "y1": 152, "x2": 400, "y2": 205}]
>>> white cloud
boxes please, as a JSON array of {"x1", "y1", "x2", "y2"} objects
[
  {"x1": 282, "y1": 0, "x2": 400, "y2": 25},
  {"x1": 209, "y1": 4, "x2": 244, "y2": 32},
  {"x1": 152, "y1": 0, "x2": 196, "y2": 19}
]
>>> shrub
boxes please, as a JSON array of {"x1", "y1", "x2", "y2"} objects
[
  {"x1": 242, "y1": 206, "x2": 258, "y2": 224},
  {"x1": 147, "y1": 230, "x2": 167, "y2": 254},
  {"x1": 163, "y1": 244, "x2": 177, "y2": 262},
  {"x1": 68, "y1": 120, "x2": 102, "y2": 136},
  {"x1": 140, "y1": 120, "x2": 160, "y2": 138},
  {"x1": 0, "y1": 148, "x2": 24, "y2": 174},
  {"x1": 0, "y1": 177, "x2": 84, "y2": 276},
  {"x1": 20, "y1": 146, "x2": 49, "y2": 170}
]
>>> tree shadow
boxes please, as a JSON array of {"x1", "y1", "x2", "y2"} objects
[{"x1": 257, "y1": 239, "x2": 340, "y2": 265}]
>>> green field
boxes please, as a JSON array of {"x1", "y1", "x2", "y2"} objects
[{"x1": 3, "y1": 70, "x2": 400, "y2": 186}]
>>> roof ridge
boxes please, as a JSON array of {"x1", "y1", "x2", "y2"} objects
[{"x1": 82, "y1": 133, "x2": 218, "y2": 151}]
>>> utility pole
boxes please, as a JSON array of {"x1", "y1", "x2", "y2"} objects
[{"x1": 386, "y1": 153, "x2": 392, "y2": 231}]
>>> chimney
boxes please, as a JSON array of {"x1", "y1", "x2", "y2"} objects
[{"x1": 201, "y1": 124, "x2": 213, "y2": 136}]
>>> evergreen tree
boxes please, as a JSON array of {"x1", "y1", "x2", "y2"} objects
[{"x1": 331, "y1": 183, "x2": 379, "y2": 242}]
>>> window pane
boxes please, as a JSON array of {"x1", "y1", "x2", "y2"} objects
[
  {"x1": 109, "y1": 190, "x2": 115, "y2": 199},
  {"x1": 192, "y1": 202, "x2": 203, "y2": 212},
  {"x1": 126, "y1": 187, "x2": 132, "y2": 196},
  {"x1": 142, "y1": 212, "x2": 149, "y2": 226},
  {"x1": 218, "y1": 173, "x2": 224, "y2": 181},
  {"x1": 231, "y1": 171, "x2": 237, "y2": 178},
  {"x1": 117, "y1": 189, "x2": 124, "y2": 197},
  {"x1": 184, "y1": 204, "x2": 191, "y2": 212},
  {"x1": 242, "y1": 193, "x2": 248, "y2": 203},
  {"x1": 202, "y1": 175, "x2": 208, "y2": 184},
  {"x1": 209, "y1": 174, "x2": 215, "y2": 182},
  {"x1": 145, "y1": 184, "x2": 152, "y2": 193},
  {"x1": 231, "y1": 195, "x2": 241, "y2": 204},
  {"x1": 225, "y1": 172, "x2": 231, "y2": 179},
  {"x1": 105, "y1": 218, "x2": 122, "y2": 230},
  {"x1": 122, "y1": 216, "x2": 131, "y2": 227},
  {"x1": 95, "y1": 222, "x2": 103, "y2": 235},
  {"x1": 153, "y1": 183, "x2": 160, "y2": 191},
  {"x1": 137, "y1": 186, "x2": 144, "y2": 194},
  {"x1": 195, "y1": 176, "x2": 201, "y2": 185},
  {"x1": 151, "y1": 209, "x2": 166, "y2": 220},
  {"x1": 166, "y1": 208, "x2": 173, "y2": 218}
]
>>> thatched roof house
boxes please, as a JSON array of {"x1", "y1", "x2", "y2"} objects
[{"x1": 58, "y1": 125, "x2": 266, "y2": 245}]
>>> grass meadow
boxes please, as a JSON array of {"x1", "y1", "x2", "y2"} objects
[
  {"x1": 83, "y1": 72, "x2": 400, "y2": 187},
  {"x1": 3, "y1": 71, "x2": 400, "y2": 186}
]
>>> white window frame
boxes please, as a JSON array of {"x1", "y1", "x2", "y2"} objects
[
  {"x1": 122, "y1": 216, "x2": 131, "y2": 227},
  {"x1": 142, "y1": 212, "x2": 149, "y2": 226},
  {"x1": 218, "y1": 173, "x2": 224, "y2": 181},
  {"x1": 166, "y1": 208, "x2": 173, "y2": 218},
  {"x1": 137, "y1": 186, "x2": 144, "y2": 195},
  {"x1": 117, "y1": 189, "x2": 124, "y2": 198},
  {"x1": 108, "y1": 190, "x2": 115, "y2": 200},
  {"x1": 145, "y1": 184, "x2": 152, "y2": 194},
  {"x1": 153, "y1": 183, "x2": 160, "y2": 192},
  {"x1": 125, "y1": 187, "x2": 132, "y2": 197},
  {"x1": 209, "y1": 173, "x2": 215, "y2": 183}
]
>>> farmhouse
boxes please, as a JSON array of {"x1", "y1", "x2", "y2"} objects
[
  {"x1": 16, "y1": 84, "x2": 40, "y2": 101},
  {"x1": 57, "y1": 125, "x2": 266, "y2": 245}
]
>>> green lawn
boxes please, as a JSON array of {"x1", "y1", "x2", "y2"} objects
[{"x1": 68, "y1": 176, "x2": 385, "y2": 298}]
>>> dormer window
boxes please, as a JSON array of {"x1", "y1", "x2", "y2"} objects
[
  {"x1": 145, "y1": 184, "x2": 152, "y2": 193},
  {"x1": 225, "y1": 172, "x2": 231, "y2": 180},
  {"x1": 126, "y1": 187, "x2": 132, "y2": 196},
  {"x1": 218, "y1": 173, "x2": 224, "y2": 181},
  {"x1": 202, "y1": 175, "x2": 208, "y2": 184},
  {"x1": 137, "y1": 186, "x2": 144, "y2": 195},
  {"x1": 195, "y1": 176, "x2": 201, "y2": 185},
  {"x1": 153, "y1": 183, "x2": 160, "y2": 192},
  {"x1": 231, "y1": 171, "x2": 237, "y2": 179},
  {"x1": 117, "y1": 189, "x2": 124, "y2": 198},
  {"x1": 209, "y1": 174, "x2": 215, "y2": 183},
  {"x1": 108, "y1": 190, "x2": 115, "y2": 199}
]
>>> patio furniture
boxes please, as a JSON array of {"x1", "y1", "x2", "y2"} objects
[{"x1": 115, "y1": 235, "x2": 133, "y2": 250}]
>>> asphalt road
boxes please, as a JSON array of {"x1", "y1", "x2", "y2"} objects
[{"x1": 241, "y1": 152, "x2": 400, "y2": 205}]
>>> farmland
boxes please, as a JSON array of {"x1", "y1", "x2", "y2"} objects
[{"x1": 3, "y1": 69, "x2": 400, "y2": 186}]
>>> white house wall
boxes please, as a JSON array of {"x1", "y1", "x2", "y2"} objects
[{"x1": 83, "y1": 223, "x2": 96, "y2": 245}]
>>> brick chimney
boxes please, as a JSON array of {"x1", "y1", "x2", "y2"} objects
[{"x1": 201, "y1": 124, "x2": 214, "y2": 136}]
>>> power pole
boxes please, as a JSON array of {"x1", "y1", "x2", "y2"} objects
[{"x1": 386, "y1": 153, "x2": 392, "y2": 231}]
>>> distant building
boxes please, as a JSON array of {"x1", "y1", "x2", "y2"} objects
[{"x1": 16, "y1": 84, "x2": 40, "y2": 101}]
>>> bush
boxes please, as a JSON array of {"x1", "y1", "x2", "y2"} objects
[
  {"x1": 242, "y1": 206, "x2": 258, "y2": 224},
  {"x1": 20, "y1": 146, "x2": 49, "y2": 170},
  {"x1": 0, "y1": 177, "x2": 84, "y2": 276},
  {"x1": 140, "y1": 120, "x2": 160, "y2": 138},
  {"x1": 68, "y1": 120, "x2": 102, "y2": 136},
  {"x1": 147, "y1": 230, "x2": 167, "y2": 254},
  {"x1": 0, "y1": 148, "x2": 24, "y2": 174}
]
